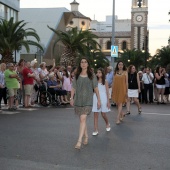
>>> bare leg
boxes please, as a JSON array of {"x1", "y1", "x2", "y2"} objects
[
  {"x1": 157, "y1": 88, "x2": 161, "y2": 103},
  {"x1": 64, "y1": 95, "x2": 69, "y2": 102},
  {"x1": 83, "y1": 124, "x2": 88, "y2": 145},
  {"x1": 160, "y1": 88, "x2": 165, "y2": 103},
  {"x1": 60, "y1": 96, "x2": 67, "y2": 103},
  {"x1": 75, "y1": 114, "x2": 87, "y2": 148},
  {"x1": 116, "y1": 103, "x2": 122, "y2": 124},
  {"x1": 94, "y1": 112, "x2": 99, "y2": 132},
  {"x1": 9, "y1": 96, "x2": 14, "y2": 108},
  {"x1": 126, "y1": 97, "x2": 131, "y2": 114},
  {"x1": 101, "y1": 112, "x2": 109, "y2": 127},
  {"x1": 134, "y1": 97, "x2": 141, "y2": 113}
]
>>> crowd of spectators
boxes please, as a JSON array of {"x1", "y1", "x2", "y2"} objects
[{"x1": 0, "y1": 59, "x2": 76, "y2": 112}]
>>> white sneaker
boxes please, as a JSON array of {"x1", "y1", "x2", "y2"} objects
[
  {"x1": 92, "y1": 131, "x2": 98, "y2": 136},
  {"x1": 106, "y1": 124, "x2": 111, "y2": 132}
]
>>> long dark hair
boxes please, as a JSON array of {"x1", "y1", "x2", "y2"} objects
[
  {"x1": 155, "y1": 66, "x2": 161, "y2": 73},
  {"x1": 114, "y1": 61, "x2": 126, "y2": 75},
  {"x1": 63, "y1": 68, "x2": 69, "y2": 78},
  {"x1": 97, "y1": 68, "x2": 105, "y2": 85},
  {"x1": 76, "y1": 57, "x2": 93, "y2": 80}
]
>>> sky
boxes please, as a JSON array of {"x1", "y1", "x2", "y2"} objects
[{"x1": 20, "y1": 0, "x2": 170, "y2": 56}]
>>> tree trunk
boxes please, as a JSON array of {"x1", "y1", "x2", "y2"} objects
[
  {"x1": 60, "y1": 47, "x2": 76, "y2": 67},
  {"x1": 1, "y1": 52, "x2": 14, "y2": 64}
]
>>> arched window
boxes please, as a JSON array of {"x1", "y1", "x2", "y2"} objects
[
  {"x1": 107, "y1": 41, "x2": 111, "y2": 49},
  {"x1": 122, "y1": 41, "x2": 127, "y2": 50}
]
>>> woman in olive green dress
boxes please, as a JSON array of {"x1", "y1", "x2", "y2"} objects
[{"x1": 70, "y1": 58, "x2": 101, "y2": 149}]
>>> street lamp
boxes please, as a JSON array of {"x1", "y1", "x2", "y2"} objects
[{"x1": 142, "y1": 36, "x2": 148, "y2": 68}]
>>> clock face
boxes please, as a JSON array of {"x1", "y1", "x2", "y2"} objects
[{"x1": 136, "y1": 15, "x2": 143, "y2": 22}]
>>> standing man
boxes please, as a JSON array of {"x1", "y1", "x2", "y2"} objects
[
  {"x1": 4, "y1": 63, "x2": 20, "y2": 110},
  {"x1": 142, "y1": 67, "x2": 154, "y2": 104},
  {"x1": 22, "y1": 62, "x2": 35, "y2": 108}
]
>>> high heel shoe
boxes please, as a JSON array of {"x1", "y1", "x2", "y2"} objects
[
  {"x1": 83, "y1": 137, "x2": 88, "y2": 145},
  {"x1": 126, "y1": 111, "x2": 130, "y2": 115},
  {"x1": 116, "y1": 120, "x2": 121, "y2": 125},
  {"x1": 138, "y1": 107, "x2": 142, "y2": 114},
  {"x1": 75, "y1": 141, "x2": 82, "y2": 149},
  {"x1": 120, "y1": 114, "x2": 125, "y2": 121}
]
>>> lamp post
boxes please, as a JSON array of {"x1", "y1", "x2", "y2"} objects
[
  {"x1": 111, "y1": 0, "x2": 115, "y2": 69},
  {"x1": 142, "y1": 35, "x2": 148, "y2": 68}
]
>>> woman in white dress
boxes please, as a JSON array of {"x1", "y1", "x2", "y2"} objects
[{"x1": 92, "y1": 68, "x2": 111, "y2": 136}]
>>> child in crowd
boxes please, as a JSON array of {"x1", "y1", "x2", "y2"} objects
[
  {"x1": 62, "y1": 68, "x2": 71, "y2": 103},
  {"x1": 92, "y1": 68, "x2": 111, "y2": 136}
]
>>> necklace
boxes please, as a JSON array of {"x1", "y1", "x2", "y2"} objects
[
  {"x1": 130, "y1": 73, "x2": 134, "y2": 83},
  {"x1": 117, "y1": 71, "x2": 123, "y2": 75}
]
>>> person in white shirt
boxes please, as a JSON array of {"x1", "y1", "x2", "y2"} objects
[{"x1": 142, "y1": 67, "x2": 154, "y2": 104}]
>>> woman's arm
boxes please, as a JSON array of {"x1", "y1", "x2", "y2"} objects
[
  {"x1": 125, "y1": 71, "x2": 128, "y2": 94},
  {"x1": 94, "y1": 87, "x2": 101, "y2": 109},
  {"x1": 70, "y1": 88, "x2": 75, "y2": 106},
  {"x1": 137, "y1": 73, "x2": 141, "y2": 92},
  {"x1": 105, "y1": 80, "x2": 110, "y2": 108},
  {"x1": 49, "y1": 59, "x2": 56, "y2": 72}
]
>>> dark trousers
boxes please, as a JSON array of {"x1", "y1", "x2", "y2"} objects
[
  {"x1": 139, "y1": 89, "x2": 145, "y2": 103},
  {"x1": 0, "y1": 87, "x2": 7, "y2": 108},
  {"x1": 144, "y1": 84, "x2": 153, "y2": 103}
]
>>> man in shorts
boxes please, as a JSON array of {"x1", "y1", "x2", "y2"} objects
[
  {"x1": 4, "y1": 63, "x2": 20, "y2": 110},
  {"x1": 23, "y1": 62, "x2": 35, "y2": 108}
]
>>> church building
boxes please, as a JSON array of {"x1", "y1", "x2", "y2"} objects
[{"x1": 67, "y1": 0, "x2": 149, "y2": 58}]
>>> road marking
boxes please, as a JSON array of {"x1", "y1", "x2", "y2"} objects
[
  {"x1": 17, "y1": 108, "x2": 38, "y2": 111},
  {"x1": 0, "y1": 111, "x2": 19, "y2": 115},
  {"x1": 142, "y1": 112, "x2": 170, "y2": 116}
]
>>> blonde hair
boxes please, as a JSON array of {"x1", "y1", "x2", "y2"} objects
[{"x1": 40, "y1": 62, "x2": 46, "y2": 68}]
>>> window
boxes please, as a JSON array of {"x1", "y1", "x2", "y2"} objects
[
  {"x1": 81, "y1": 21, "x2": 85, "y2": 26},
  {"x1": 122, "y1": 41, "x2": 127, "y2": 50},
  {"x1": 106, "y1": 41, "x2": 111, "y2": 50},
  {"x1": 0, "y1": 4, "x2": 5, "y2": 19},
  {"x1": 69, "y1": 20, "x2": 73, "y2": 25}
]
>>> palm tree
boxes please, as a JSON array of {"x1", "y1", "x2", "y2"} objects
[
  {"x1": 120, "y1": 49, "x2": 146, "y2": 70},
  {"x1": 48, "y1": 26, "x2": 100, "y2": 66},
  {"x1": 0, "y1": 17, "x2": 43, "y2": 63},
  {"x1": 156, "y1": 46, "x2": 170, "y2": 67}
]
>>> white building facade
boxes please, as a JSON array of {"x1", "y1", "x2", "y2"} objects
[{"x1": 0, "y1": 0, "x2": 19, "y2": 21}]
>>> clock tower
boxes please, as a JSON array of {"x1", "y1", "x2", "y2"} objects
[{"x1": 131, "y1": 0, "x2": 148, "y2": 50}]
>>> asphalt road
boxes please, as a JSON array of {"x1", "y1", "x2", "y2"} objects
[{"x1": 0, "y1": 103, "x2": 170, "y2": 170}]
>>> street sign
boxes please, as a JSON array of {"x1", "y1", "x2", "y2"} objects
[{"x1": 111, "y1": 45, "x2": 118, "y2": 57}]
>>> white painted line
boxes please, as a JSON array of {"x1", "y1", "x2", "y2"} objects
[
  {"x1": 0, "y1": 111, "x2": 19, "y2": 115},
  {"x1": 142, "y1": 112, "x2": 170, "y2": 116},
  {"x1": 65, "y1": 108, "x2": 74, "y2": 109},
  {"x1": 17, "y1": 108, "x2": 38, "y2": 111}
]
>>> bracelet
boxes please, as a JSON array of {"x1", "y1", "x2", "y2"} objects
[{"x1": 70, "y1": 98, "x2": 73, "y2": 100}]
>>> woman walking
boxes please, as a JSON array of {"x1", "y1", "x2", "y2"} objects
[
  {"x1": 126, "y1": 65, "x2": 141, "y2": 115},
  {"x1": 70, "y1": 58, "x2": 101, "y2": 149},
  {"x1": 112, "y1": 61, "x2": 128, "y2": 125},
  {"x1": 92, "y1": 68, "x2": 111, "y2": 136}
]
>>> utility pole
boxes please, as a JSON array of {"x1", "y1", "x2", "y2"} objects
[
  {"x1": 111, "y1": 0, "x2": 115, "y2": 69},
  {"x1": 144, "y1": 35, "x2": 148, "y2": 68}
]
